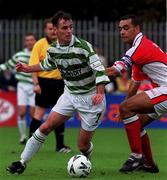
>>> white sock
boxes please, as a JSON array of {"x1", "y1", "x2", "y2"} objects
[
  {"x1": 17, "y1": 117, "x2": 26, "y2": 140},
  {"x1": 20, "y1": 129, "x2": 47, "y2": 164},
  {"x1": 140, "y1": 129, "x2": 147, "y2": 137}
]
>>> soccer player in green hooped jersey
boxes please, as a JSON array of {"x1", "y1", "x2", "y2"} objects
[
  {"x1": 0, "y1": 33, "x2": 36, "y2": 144},
  {"x1": 7, "y1": 11, "x2": 110, "y2": 174}
]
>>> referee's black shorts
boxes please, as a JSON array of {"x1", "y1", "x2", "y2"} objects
[{"x1": 35, "y1": 77, "x2": 64, "y2": 108}]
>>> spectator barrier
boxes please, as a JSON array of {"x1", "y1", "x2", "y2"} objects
[{"x1": 0, "y1": 92, "x2": 167, "y2": 128}]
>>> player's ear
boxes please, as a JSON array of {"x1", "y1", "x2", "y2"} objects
[{"x1": 135, "y1": 25, "x2": 140, "y2": 32}]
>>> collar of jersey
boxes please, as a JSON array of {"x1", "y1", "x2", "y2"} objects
[
  {"x1": 132, "y1": 32, "x2": 143, "y2": 46},
  {"x1": 56, "y1": 35, "x2": 75, "y2": 49}
]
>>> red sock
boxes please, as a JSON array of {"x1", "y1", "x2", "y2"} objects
[
  {"x1": 125, "y1": 119, "x2": 142, "y2": 154},
  {"x1": 141, "y1": 133, "x2": 154, "y2": 166}
]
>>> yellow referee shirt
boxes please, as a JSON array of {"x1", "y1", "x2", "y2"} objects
[{"x1": 29, "y1": 38, "x2": 62, "y2": 79}]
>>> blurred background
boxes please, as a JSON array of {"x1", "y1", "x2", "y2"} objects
[
  {"x1": 0, "y1": 0, "x2": 166, "y2": 127},
  {"x1": 0, "y1": 2, "x2": 167, "y2": 178},
  {"x1": 0, "y1": 0, "x2": 166, "y2": 65}
]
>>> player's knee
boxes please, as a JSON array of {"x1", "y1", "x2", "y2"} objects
[
  {"x1": 119, "y1": 101, "x2": 129, "y2": 115},
  {"x1": 119, "y1": 100, "x2": 135, "y2": 119},
  {"x1": 34, "y1": 108, "x2": 45, "y2": 120},
  {"x1": 18, "y1": 108, "x2": 26, "y2": 118}
]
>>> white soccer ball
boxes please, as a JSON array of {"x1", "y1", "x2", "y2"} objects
[{"x1": 67, "y1": 154, "x2": 92, "y2": 177}]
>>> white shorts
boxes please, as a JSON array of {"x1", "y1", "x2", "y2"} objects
[
  {"x1": 52, "y1": 90, "x2": 106, "y2": 131},
  {"x1": 145, "y1": 86, "x2": 167, "y2": 119},
  {"x1": 17, "y1": 82, "x2": 35, "y2": 107}
]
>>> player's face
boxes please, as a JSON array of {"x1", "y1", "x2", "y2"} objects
[
  {"x1": 24, "y1": 35, "x2": 36, "y2": 50},
  {"x1": 54, "y1": 19, "x2": 73, "y2": 45},
  {"x1": 119, "y1": 19, "x2": 140, "y2": 44},
  {"x1": 45, "y1": 23, "x2": 57, "y2": 42}
]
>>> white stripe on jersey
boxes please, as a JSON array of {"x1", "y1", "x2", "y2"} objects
[
  {"x1": 142, "y1": 62, "x2": 167, "y2": 86},
  {"x1": 125, "y1": 33, "x2": 143, "y2": 57}
]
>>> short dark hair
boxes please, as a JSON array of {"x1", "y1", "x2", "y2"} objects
[
  {"x1": 43, "y1": 18, "x2": 52, "y2": 29},
  {"x1": 25, "y1": 32, "x2": 36, "y2": 39},
  {"x1": 51, "y1": 11, "x2": 72, "y2": 27},
  {"x1": 120, "y1": 14, "x2": 141, "y2": 27}
]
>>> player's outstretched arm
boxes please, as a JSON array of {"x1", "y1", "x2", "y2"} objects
[
  {"x1": 106, "y1": 66, "x2": 120, "y2": 76},
  {"x1": 16, "y1": 62, "x2": 42, "y2": 73}
]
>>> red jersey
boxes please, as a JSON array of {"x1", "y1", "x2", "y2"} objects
[{"x1": 114, "y1": 32, "x2": 167, "y2": 87}]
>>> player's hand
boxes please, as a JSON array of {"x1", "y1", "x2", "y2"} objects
[
  {"x1": 91, "y1": 93, "x2": 104, "y2": 105},
  {"x1": 33, "y1": 84, "x2": 41, "y2": 94},
  {"x1": 16, "y1": 62, "x2": 29, "y2": 72}
]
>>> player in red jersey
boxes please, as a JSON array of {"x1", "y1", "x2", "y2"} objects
[{"x1": 107, "y1": 14, "x2": 167, "y2": 173}]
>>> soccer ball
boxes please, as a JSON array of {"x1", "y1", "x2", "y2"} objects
[{"x1": 67, "y1": 154, "x2": 92, "y2": 177}]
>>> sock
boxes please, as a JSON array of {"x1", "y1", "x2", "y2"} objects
[
  {"x1": 131, "y1": 153, "x2": 142, "y2": 158},
  {"x1": 21, "y1": 129, "x2": 47, "y2": 164},
  {"x1": 54, "y1": 123, "x2": 65, "y2": 150},
  {"x1": 17, "y1": 116, "x2": 26, "y2": 140},
  {"x1": 80, "y1": 142, "x2": 93, "y2": 159},
  {"x1": 123, "y1": 115, "x2": 142, "y2": 154},
  {"x1": 141, "y1": 129, "x2": 155, "y2": 166},
  {"x1": 29, "y1": 118, "x2": 41, "y2": 138}
]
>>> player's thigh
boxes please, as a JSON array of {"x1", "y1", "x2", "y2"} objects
[
  {"x1": 145, "y1": 86, "x2": 167, "y2": 118},
  {"x1": 40, "y1": 111, "x2": 70, "y2": 134},
  {"x1": 123, "y1": 91, "x2": 155, "y2": 114}
]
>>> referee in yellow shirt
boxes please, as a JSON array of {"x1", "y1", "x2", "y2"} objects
[{"x1": 29, "y1": 18, "x2": 71, "y2": 153}]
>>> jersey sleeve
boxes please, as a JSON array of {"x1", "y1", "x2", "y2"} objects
[
  {"x1": 78, "y1": 40, "x2": 110, "y2": 85},
  {"x1": 39, "y1": 49, "x2": 57, "y2": 71},
  {"x1": 112, "y1": 54, "x2": 133, "y2": 74},
  {"x1": 0, "y1": 54, "x2": 17, "y2": 72},
  {"x1": 88, "y1": 45, "x2": 110, "y2": 84}
]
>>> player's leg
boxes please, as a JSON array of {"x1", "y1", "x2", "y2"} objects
[
  {"x1": 54, "y1": 123, "x2": 71, "y2": 153},
  {"x1": 29, "y1": 77, "x2": 47, "y2": 137},
  {"x1": 21, "y1": 111, "x2": 69, "y2": 165},
  {"x1": 78, "y1": 128, "x2": 94, "y2": 159},
  {"x1": 7, "y1": 111, "x2": 70, "y2": 174},
  {"x1": 27, "y1": 84, "x2": 35, "y2": 135},
  {"x1": 138, "y1": 114, "x2": 159, "y2": 173},
  {"x1": 18, "y1": 105, "x2": 27, "y2": 144},
  {"x1": 29, "y1": 106, "x2": 45, "y2": 137},
  {"x1": 76, "y1": 92, "x2": 106, "y2": 159},
  {"x1": 29, "y1": 106, "x2": 35, "y2": 120},
  {"x1": 119, "y1": 91, "x2": 155, "y2": 172},
  {"x1": 50, "y1": 79, "x2": 71, "y2": 153},
  {"x1": 17, "y1": 83, "x2": 28, "y2": 144}
]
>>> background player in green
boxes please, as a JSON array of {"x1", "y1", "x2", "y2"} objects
[{"x1": 0, "y1": 33, "x2": 36, "y2": 144}]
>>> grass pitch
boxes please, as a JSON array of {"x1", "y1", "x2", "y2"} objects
[{"x1": 0, "y1": 127, "x2": 167, "y2": 180}]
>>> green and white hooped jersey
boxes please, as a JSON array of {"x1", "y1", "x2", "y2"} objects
[
  {"x1": 0, "y1": 48, "x2": 33, "y2": 84},
  {"x1": 40, "y1": 35, "x2": 110, "y2": 94}
]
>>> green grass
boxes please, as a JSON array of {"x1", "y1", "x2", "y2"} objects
[{"x1": 0, "y1": 127, "x2": 167, "y2": 180}]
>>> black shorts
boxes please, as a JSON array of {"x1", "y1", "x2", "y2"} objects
[{"x1": 35, "y1": 77, "x2": 64, "y2": 108}]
